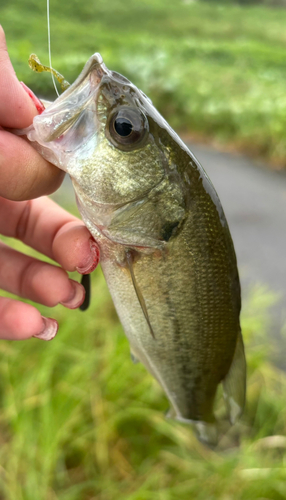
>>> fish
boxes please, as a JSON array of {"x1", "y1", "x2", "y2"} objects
[{"x1": 18, "y1": 53, "x2": 246, "y2": 445}]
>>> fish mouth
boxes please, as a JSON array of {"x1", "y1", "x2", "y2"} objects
[
  {"x1": 19, "y1": 54, "x2": 107, "y2": 161},
  {"x1": 59, "y1": 53, "x2": 106, "y2": 100},
  {"x1": 18, "y1": 53, "x2": 111, "y2": 172},
  {"x1": 33, "y1": 53, "x2": 108, "y2": 143}
]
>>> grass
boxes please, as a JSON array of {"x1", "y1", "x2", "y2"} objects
[
  {"x1": 0, "y1": 228, "x2": 286, "y2": 499},
  {"x1": 1, "y1": 1, "x2": 286, "y2": 497},
  {"x1": 1, "y1": 0, "x2": 286, "y2": 165}
]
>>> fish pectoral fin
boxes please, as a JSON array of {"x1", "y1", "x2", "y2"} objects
[
  {"x1": 126, "y1": 251, "x2": 155, "y2": 340},
  {"x1": 223, "y1": 330, "x2": 246, "y2": 425}
]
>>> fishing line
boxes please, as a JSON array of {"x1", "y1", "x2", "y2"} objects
[{"x1": 47, "y1": 0, "x2": 59, "y2": 97}]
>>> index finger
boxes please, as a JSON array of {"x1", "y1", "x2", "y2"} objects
[
  {"x1": 0, "y1": 26, "x2": 65, "y2": 200},
  {"x1": 0, "y1": 25, "x2": 39, "y2": 128}
]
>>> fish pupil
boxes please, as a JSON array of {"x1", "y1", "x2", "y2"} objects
[
  {"x1": 114, "y1": 118, "x2": 133, "y2": 137},
  {"x1": 107, "y1": 107, "x2": 149, "y2": 150}
]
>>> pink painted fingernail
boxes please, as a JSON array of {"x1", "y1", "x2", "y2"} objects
[
  {"x1": 76, "y1": 238, "x2": 100, "y2": 275},
  {"x1": 60, "y1": 280, "x2": 85, "y2": 309},
  {"x1": 33, "y1": 317, "x2": 58, "y2": 341},
  {"x1": 20, "y1": 81, "x2": 45, "y2": 114}
]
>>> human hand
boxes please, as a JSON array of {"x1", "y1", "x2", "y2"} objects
[{"x1": 0, "y1": 26, "x2": 99, "y2": 341}]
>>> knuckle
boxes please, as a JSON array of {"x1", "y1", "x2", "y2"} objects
[
  {"x1": 15, "y1": 200, "x2": 32, "y2": 240},
  {"x1": 19, "y1": 259, "x2": 68, "y2": 307},
  {"x1": 19, "y1": 259, "x2": 40, "y2": 298}
]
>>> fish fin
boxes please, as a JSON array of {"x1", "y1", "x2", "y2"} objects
[
  {"x1": 223, "y1": 330, "x2": 246, "y2": 425},
  {"x1": 130, "y1": 351, "x2": 140, "y2": 364},
  {"x1": 166, "y1": 410, "x2": 217, "y2": 446},
  {"x1": 80, "y1": 274, "x2": 91, "y2": 311},
  {"x1": 165, "y1": 407, "x2": 176, "y2": 419},
  {"x1": 193, "y1": 420, "x2": 218, "y2": 447},
  {"x1": 126, "y1": 251, "x2": 156, "y2": 340}
]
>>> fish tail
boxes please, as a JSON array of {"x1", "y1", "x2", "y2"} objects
[
  {"x1": 193, "y1": 420, "x2": 218, "y2": 446},
  {"x1": 166, "y1": 409, "x2": 218, "y2": 446}
]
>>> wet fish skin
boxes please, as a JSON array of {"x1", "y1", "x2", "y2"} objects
[
  {"x1": 21, "y1": 54, "x2": 246, "y2": 444},
  {"x1": 88, "y1": 131, "x2": 243, "y2": 434}
]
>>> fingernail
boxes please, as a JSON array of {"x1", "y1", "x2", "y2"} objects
[
  {"x1": 33, "y1": 317, "x2": 58, "y2": 341},
  {"x1": 20, "y1": 82, "x2": 45, "y2": 114},
  {"x1": 76, "y1": 238, "x2": 100, "y2": 275},
  {"x1": 60, "y1": 280, "x2": 85, "y2": 309}
]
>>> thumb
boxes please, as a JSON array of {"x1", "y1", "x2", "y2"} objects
[{"x1": 0, "y1": 25, "x2": 40, "y2": 128}]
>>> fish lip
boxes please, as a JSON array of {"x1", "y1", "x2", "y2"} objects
[
  {"x1": 30, "y1": 53, "x2": 109, "y2": 145},
  {"x1": 52, "y1": 53, "x2": 108, "y2": 103},
  {"x1": 24, "y1": 52, "x2": 111, "y2": 157}
]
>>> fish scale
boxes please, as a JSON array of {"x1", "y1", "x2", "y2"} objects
[{"x1": 18, "y1": 52, "x2": 246, "y2": 445}]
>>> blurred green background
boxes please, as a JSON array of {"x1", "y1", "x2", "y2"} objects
[
  {"x1": 1, "y1": 0, "x2": 286, "y2": 498},
  {"x1": 3, "y1": 0, "x2": 286, "y2": 166}
]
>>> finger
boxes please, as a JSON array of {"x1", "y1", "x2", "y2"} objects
[
  {"x1": 0, "y1": 130, "x2": 65, "y2": 200},
  {"x1": 0, "y1": 25, "x2": 39, "y2": 128},
  {"x1": 0, "y1": 26, "x2": 65, "y2": 199},
  {"x1": 0, "y1": 297, "x2": 58, "y2": 340},
  {"x1": 0, "y1": 241, "x2": 85, "y2": 308},
  {"x1": 0, "y1": 197, "x2": 99, "y2": 274},
  {"x1": 53, "y1": 222, "x2": 100, "y2": 274}
]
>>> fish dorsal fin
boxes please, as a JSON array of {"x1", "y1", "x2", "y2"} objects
[{"x1": 126, "y1": 251, "x2": 155, "y2": 340}]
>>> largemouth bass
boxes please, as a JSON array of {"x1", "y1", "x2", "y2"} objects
[{"x1": 19, "y1": 54, "x2": 246, "y2": 445}]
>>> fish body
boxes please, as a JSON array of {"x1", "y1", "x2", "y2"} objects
[{"x1": 22, "y1": 54, "x2": 246, "y2": 444}]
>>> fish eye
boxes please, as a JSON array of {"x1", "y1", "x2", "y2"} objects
[
  {"x1": 106, "y1": 107, "x2": 148, "y2": 150},
  {"x1": 114, "y1": 117, "x2": 133, "y2": 137}
]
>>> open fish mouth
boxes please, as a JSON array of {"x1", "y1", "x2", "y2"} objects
[{"x1": 18, "y1": 53, "x2": 110, "y2": 171}]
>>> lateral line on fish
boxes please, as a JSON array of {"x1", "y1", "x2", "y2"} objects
[
  {"x1": 47, "y1": 0, "x2": 59, "y2": 96},
  {"x1": 126, "y1": 251, "x2": 156, "y2": 340}
]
